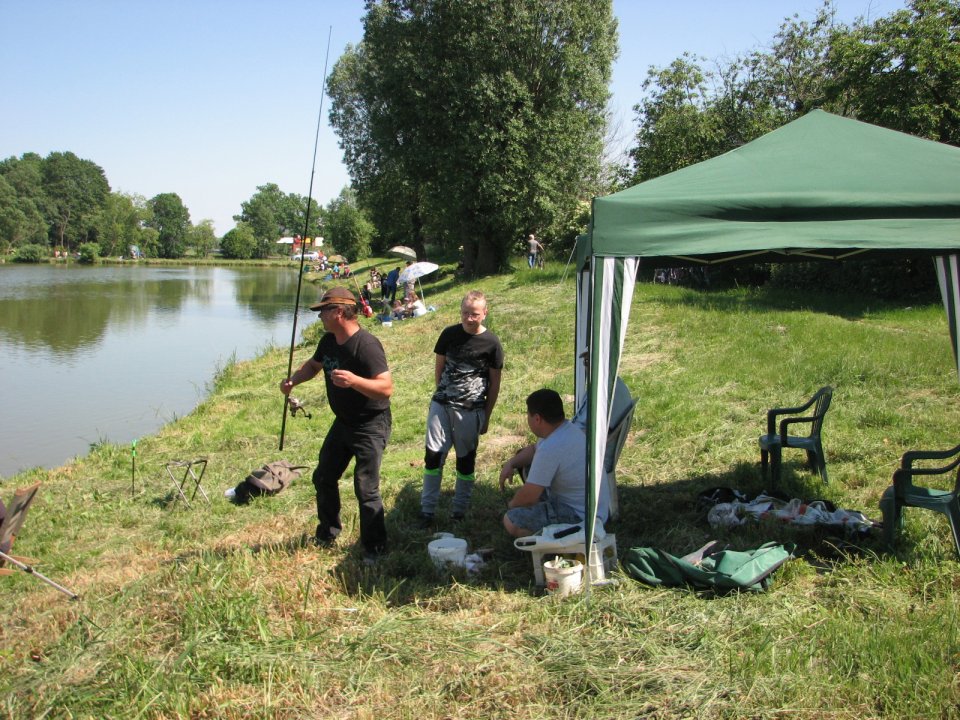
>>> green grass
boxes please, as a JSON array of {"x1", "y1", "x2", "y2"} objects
[{"x1": 2, "y1": 259, "x2": 959, "y2": 719}]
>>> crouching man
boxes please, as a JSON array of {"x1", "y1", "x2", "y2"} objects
[{"x1": 499, "y1": 388, "x2": 608, "y2": 537}]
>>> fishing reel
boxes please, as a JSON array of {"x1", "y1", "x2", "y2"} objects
[{"x1": 287, "y1": 396, "x2": 312, "y2": 419}]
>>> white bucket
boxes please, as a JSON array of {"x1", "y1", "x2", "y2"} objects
[
  {"x1": 543, "y1": 558, "x2": 583, "y2": 597},
  {"x1": 427, "y1": 537, "x2": 467, "y2": 569}
]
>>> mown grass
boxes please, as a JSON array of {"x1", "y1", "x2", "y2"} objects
[{"x1": 1, "y1": 258, "x2": 959, "y2": 719}]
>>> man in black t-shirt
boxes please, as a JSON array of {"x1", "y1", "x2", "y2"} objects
[
  {"x1": 280, "y1": 287, "x2": 393, "y2": 561},
  {"x1": 419, "y1": 290, "x2": 504, "y2": 526}
]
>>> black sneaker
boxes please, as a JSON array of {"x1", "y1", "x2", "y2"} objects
[
  {"x1": 451, "y1": 511, "x2": 466, "y2": 522},
  {"x1": 418, "y1": 512, "x2": 435, "y2": 529}
]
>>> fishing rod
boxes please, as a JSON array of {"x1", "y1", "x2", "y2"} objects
[{"x1": 280, "y1": 24, "x2": 334, "y2": 452}]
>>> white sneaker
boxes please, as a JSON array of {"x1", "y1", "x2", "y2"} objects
[{"x1": 224, "y1": 487, "x2": 236, "y2": 499}]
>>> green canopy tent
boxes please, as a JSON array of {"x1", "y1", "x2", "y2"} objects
[{"x1": 577, "y1": 110, "x2": 960, "y2": 586}]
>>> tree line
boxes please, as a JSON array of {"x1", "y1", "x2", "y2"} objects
[
  {"x1": 0, "y1": 150, "x2": 372, "y2": 263},
  {"x1": 0, "y1": 151, "x2": 217, "y2": 260},
  {"x1": 3, "y1": 0, "x2": 956, "y2": 275}
]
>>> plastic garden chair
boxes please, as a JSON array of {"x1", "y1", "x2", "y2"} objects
[
  {"x1": 758, "y1": 386, "x2": 833, "y2": 487},
  {"x1": 879, "y1": 444, "x2": 960, "y2": 558}
]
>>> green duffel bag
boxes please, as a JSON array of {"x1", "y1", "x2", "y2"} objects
[{"x1": 623, "y1": 540, "x2": 795, "y2": 593}]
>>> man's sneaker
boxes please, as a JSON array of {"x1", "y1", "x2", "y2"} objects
[
  {"x1": 312, "y1": 534, "x2": 337, "y2": 549},
  {"x1": 418, "y1": 512, "x2": 434, "y2": 529}
]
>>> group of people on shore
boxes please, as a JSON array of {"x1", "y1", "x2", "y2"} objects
[{"x1": 279, "y1": 286, "x2": 606, "y2": 563}]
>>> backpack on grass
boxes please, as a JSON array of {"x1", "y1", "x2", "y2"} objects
[{"x1": 230, "y1": 461, "x2": 309, "y2": 504}]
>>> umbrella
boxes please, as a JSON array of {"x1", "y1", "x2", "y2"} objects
[
  {"x1": 327, "y1": 254, "x2": 347, "y2": 264},
  {"x1": 398, "y1": 261, "x2": 439, "y2": 306},
  {"x1": 388, "y1": 245, "x2": 417, "y2": 261},
  {"x1": 399, "y1": 261, "x2": 439, "y2": 286}
]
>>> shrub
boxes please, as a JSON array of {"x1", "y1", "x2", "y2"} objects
[
  {"x1": 77, "y1": 243, "x2": 101, "y2": 264},
  {"x1": 12, "y1": 243, "x2": 47, "y2": 263}
]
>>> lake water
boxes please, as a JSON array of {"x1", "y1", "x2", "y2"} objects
[{"x1": 0, "y1": 264, "x2": 318, "y2": 478}]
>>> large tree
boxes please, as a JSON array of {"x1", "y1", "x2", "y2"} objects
[
  {"x1": 94, "y1": 192, "x2": 149, "y2": 257},
  {"x1": 826, "y1": 0, "x2": 960, "y2": 144},
  {"x1": 220, "y1": 222, "x2": 257, "y2": 259},
  {"x1": 330, "y1": 0, "x2": 617, "y2": 275},
  {"x1": 147, "y1": 192, "x2": 190, "y2": 259},
  {"x1": 629, "y1": 0, "x2": 960, "y2": 187},
  {"x1": 188, "y1": 219, "x2": 218, "y2": 258},
  {"x1": 0, "y1": 176, "x2": 46, "y2": 250},
  {"x1": 324, "y1": 187, "x2": 376, "y2": 262},
  {"x1": 41, "y1": 151, "x2": 110, "y2": 250}
]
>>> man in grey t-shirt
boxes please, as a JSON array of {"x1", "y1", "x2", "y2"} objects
[{"x1": 499, "y1": 388, "x2": 608, "y2": 537}]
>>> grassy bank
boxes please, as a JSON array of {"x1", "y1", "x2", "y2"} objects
[{"x1": 1, "y1": 260, "x2": 958, "y2": 719}]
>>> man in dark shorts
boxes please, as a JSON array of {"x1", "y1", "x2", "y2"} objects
[
  {"x1": 280, "y1": 287, "x2": 393, "y2": 562},
  {"x1": 419, "y1": 290, "x2": 504, "y2": 526}
]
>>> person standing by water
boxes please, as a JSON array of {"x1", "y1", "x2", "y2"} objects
[
  {"x1": 280, "y1": 287, "x2": 393, "y2": 562},
  {"x1": 419, "y1": 290, "x2": 504, "y2": 527}
]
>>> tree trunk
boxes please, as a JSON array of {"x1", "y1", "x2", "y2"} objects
[
  {"x1": 411, "y1": 208, "x2": 426, "y2": 260},
  {"x1": 461, "y1": 236, "x2": 478, "y2": 276},
  {"x1": 475, "y1": 239, "x2": 501, "y2": 276}
]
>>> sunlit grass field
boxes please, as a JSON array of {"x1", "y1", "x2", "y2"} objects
[{"x1": 2, "y1": 257, "x2": 958, "y2": 718}]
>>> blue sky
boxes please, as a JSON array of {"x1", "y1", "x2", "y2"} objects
[{"x1": 1, "y1": 0, "x2": 905, "y2": 236}]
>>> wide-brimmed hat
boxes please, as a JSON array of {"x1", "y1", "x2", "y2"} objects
[{"x1": 309, "y1": 287, "x2": 357, "y2": 311}]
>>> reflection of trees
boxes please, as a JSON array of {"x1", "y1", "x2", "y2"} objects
[
  {"x1": 230, "y1": 267, "x2": 303, "y2": 323},
  {"x1": 0, "y1": 266, "x2": 275, "y2": 355}
]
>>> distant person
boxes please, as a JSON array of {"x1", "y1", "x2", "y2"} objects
[
  {"x1": 382, "y1": 266, "x2": 400, "y2": 304},
  {"x1": 279, "y1": 287, "x2": 393, "y2": 563},
  {"x1": 419, "y1": 290, "x2": 504, "y2": 526},
  {"x1": 526, "y1": 233, "x2": 544, "y2": 269},
  {"x1": 402, "y1": 260, "x2": 416, "y2": 298}
]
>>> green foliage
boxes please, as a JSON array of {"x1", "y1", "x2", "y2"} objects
[
  {"x1": 11, "y1": 242, "x2": 47, "y2": 262},
  {"x1": 219, "y1": 222, "x2": 257, "y2": 259},
  {"x1": 41, "y1": 151, "x2": 110, "y2": 249},
  {"x1": 0, "y1": 174, "x2": 46, "y2": 249},
  {"x1": 147, "y1": 192, "x2": 190, "y2": 259},
  {"x1": 827, "y1": 0, "x2": 960, "y2": 145},
  {"x1": 92, "y1": 192, "x2": 149, "y2": 257},
  {"x1": 77, "y1": 242, "x2": 100, "y2": 264},
  {"x1": 138, "y1": 226, "x2": 160, "y2": 258},
  {"x1": 235, "y1": 183, "x2": 322, "y2": 258},
  {"x1": 187, "y1": 219, "x2": 218, "y2": 258},
  {"x1": 628, "y1": 0, "x2": 960, "y2": 183},
  {"x1": 329, "y1": 0, "x2": 617, "y2": 275},
  {"x1": 323, "y1": 187, "x2": 375, "y2": 261}
]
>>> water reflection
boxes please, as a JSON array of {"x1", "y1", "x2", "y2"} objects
[{"x1": 0, "y1": 264, "x2": 315, "y2": 477}]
